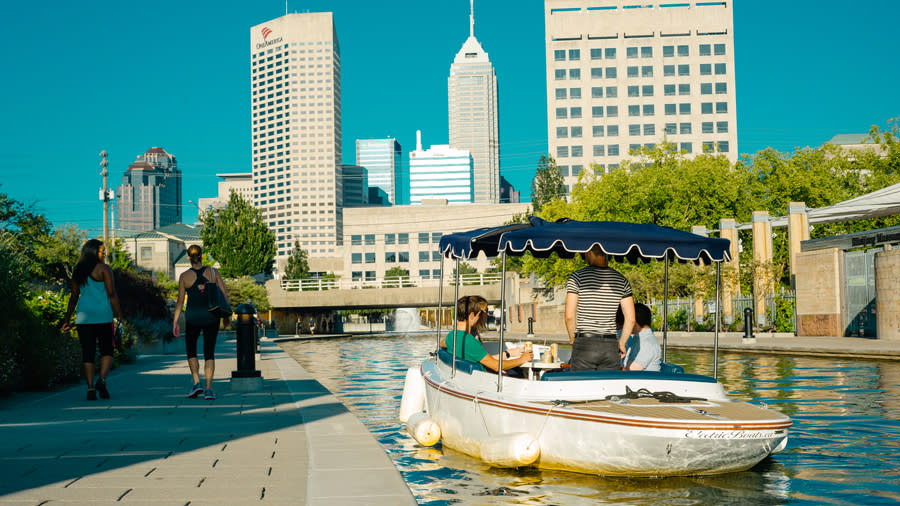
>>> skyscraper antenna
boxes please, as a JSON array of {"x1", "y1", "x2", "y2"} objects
[
  {"x1": 469, "y1": 0, "x2": 475, "y2": 37},
  {"x1": 285, "y1": 0, "x2": 288, "y2": 15}
]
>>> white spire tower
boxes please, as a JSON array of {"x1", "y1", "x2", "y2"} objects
[{"x1": 448, "y1": 0, "x2": 500, "y2": 204}]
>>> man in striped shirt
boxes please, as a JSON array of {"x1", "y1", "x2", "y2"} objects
[{"x1": 564, "y1": 245, "x2": 636, "y2": 370}]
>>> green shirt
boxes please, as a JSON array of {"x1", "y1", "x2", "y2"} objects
[{"x1": 444, "y1": 330, "x2": 488, "y2": 371}]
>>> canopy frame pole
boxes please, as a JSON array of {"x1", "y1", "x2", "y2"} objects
[
  {"x1": 714, "y1": 261, "x2": 721, "y2": 379},
  {"x1": 497, "y1": 252, "x2": 507, "y2": 392},
  {"x1": 662, "y1": 255, "x2": 670, "y2": 362},
  {"x1": 436, "y1": 256, "x2": 444, "y2": 354},
  {"x1": 451, "y1": 257, "x2": 460, "y2": 378}
]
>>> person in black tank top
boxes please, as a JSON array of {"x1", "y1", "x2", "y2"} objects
[{"x1": 173, "y1": 245, "x2": 231, "y2": 400}]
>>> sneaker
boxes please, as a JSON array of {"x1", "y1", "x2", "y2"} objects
[
  {"x1": 187, "y1": 383, "x2": 203, "y2": 398},
  {"x1": 204, "y1": 389, "x2": 216, "y2": 400},
  {"x1": 87, "y1": 389, "x2": 97, "y2": 401},
  {"x1": 96, "y1": 378, "x2": 110, "y2": 399}
]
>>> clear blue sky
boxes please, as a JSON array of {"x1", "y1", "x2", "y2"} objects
[{"x1": 1, "y1": 0, "x2": 898, "y2": 235}]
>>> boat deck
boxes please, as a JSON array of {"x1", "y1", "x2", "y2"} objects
[{"x1": 537, "y1": 398, "x2": 784, "y2": 422}]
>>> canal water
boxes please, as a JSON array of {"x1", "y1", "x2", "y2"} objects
[{"x1": 279, "y1": 334, "x2": 900, "y2": 505}]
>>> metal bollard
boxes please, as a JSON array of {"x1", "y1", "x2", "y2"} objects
[
  {"x1": 743, "y1": 307, "x2": 754, "y2": 340},
  {"x1": 232, "y1": 303, "x2": 261, "y2": 386},
  {"x1": 527, "y1": 317, "x2": 534, "y2": 335}
]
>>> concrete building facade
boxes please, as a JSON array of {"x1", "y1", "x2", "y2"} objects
[
  {"x1": 196, "y1": 172, "x2": 253, "y2": 216},
  {"x1": 544, "y1": 0, "x2": 738, "y2": 194},
  {"x1": 250, "y1": 13, "x2": 343, "y2": 263},
  {"x1": 117, "y1": 147, "x2": 182, "y2": 235},
  {"x1": 409, "y1": 131, "x2": 473, "y2": 205},
  {"x1": 448, "y1": 2, "x2": 500, "y2": 204}
]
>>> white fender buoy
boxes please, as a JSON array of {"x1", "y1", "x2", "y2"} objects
[
  {"x1": 480, "y1": 433, "x2": 540, "y2": 468},
  {"x1": 399, "y1": 367, "x2": 425, "y2": 423},
  {"x1": 406, "y1": 412, "x2": 441, "y2": 447}
]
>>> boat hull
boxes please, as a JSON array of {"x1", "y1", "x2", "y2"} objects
[{"x1": 421, "y1": 358, "x2": 790, "y2": 477}]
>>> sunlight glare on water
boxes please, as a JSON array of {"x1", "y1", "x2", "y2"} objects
[{"x1": 279, "y1": 334, "x2": 900, "y2": 505}]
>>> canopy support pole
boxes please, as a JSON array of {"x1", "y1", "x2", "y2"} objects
[
  {"x1": 662, "y1": 256, "x2": 669, "y2": 362},
  {"x1": 714, "y1": 261, "x2": 721, "y2": 379},
  {"x1": 436, "y1": 257, "x2": 444, "y2": 353},
  {"x1": 497, "y1": 252, "x2": 507, "y2": 392},
  {"x1": 451, "y1": 257, "x2": 460, "y2": 378}
]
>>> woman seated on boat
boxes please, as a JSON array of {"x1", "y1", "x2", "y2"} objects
[
  {"x1": 616, "y1": 303, "x2": 661, "y2": 371},
  {"x1": 443, "y1": 295, "x2": 534, "y2": 372}
]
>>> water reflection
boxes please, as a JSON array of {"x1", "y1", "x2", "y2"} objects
[{"x1": 279, "y1": 335, "x2": 900, "y2": 505}]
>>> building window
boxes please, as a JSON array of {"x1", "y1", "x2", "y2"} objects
[
  {"x1": 665, "y1": 123, "x2": 677, "y2": 135},
  {"x1": 569, "y1": 68, "x2": 581, "y2": 79},
  {"x1": 569, "y1": 49, "x2": 580, "y2": 60},
  {"x1": 643, "y1": 104, "x2": 655, "y2": 116},
  {"x1": 140, "y1": 247, "x2": 152, "y2": 260},
  {"x1": 664, "y1": 65, "x2": 675, "y2": 77},
  {"x1": 571, "y1": 126, "x2": 583, "y2": 138},
  {"x1": 717, "y1": 121, "x2": 728, "y2": 133},
  {"x1": 716, "y1": 82, "x2": 728, "y2": 94},
  {"x1": 419, "y1": 269, "x2": 430, "y2": 279},
  {"x1": 702, "y1": 121, "x2": 714, "y2": 133},
  {"x1": 702, "y1": 102, "x2": 713, "y2": 114},
  {"x1": 643, "y1": 124, "x2": 655, "y2": 136},
  {"x1": 641, "y1": 66, "x2": 653, "y2": 77},
  {"x1": 678, "y1": 83, "x2": 690, "y2": 95},
  {"x1": 418, "y1": 232, "x2": 429, "y2": 243},
  {"x1": 352, "y1": 271, "x2": 362, "y2": 281},
  {"x1": 571, "y1": 145, "x2": 584, "y2": 157},
  {"x1": 664, "y1": 84, "x2": 676, "y2": 96},
  {"x1": 628, "y1": 105, "x2": 640, "y2": 117},
  {"x1": 605, "y1": 48, "x2": 616, "y2": 59},
  {"x1": 629, "y1": 143, "x2": 641, "y2": 153},
  {"x1": 642, "y1": 85, "x2": 654, "y2": 96},
  {"x1": 365, "y1": 252, "x2": 375, "y2": 263},
  {"x1": 627, "y1": 66, "x2": 639, "y2": 78},
  {"x1": 555, "y1": 88, "x2": 567, "y2": 100},
  {"x1": 419, "y1": 251, "x2": 429, "y2": 262},
  {"x1": 592, "y1": 86, "x2": 603, "y2": 98},
  {"x1": 351, "y1": 234, "x2": 362, "y2": 245},
  {"x1": 556, "y1": 107, "x2": 567, "y2": 119},
  {"x1": 592, "y1": 106, "x2": 604, "y2": 118},
  {"x1": 701, "y1": 83, "x2": 713, "y2": 95},
  {"x1": 700, "y1": 63, "x2": 711, "y2": 75},
  {"x1": 556, "y1": 127, "x2": 568, "y2": 138},
  {"x1": 716, "y1": 102, "x2": 728, "y2": 113},
  {"x1": 629, "y1": 124, "x2": 641, "y2": 136},
  {"x1": 385, "y1": 233, "x2": 396, "y2": 245},
  {"x1": 431, "y1": 232, "x2": 441, "y2": 243},
  {"x1": 591, "y1": 67, "x2": 603, "y2": 79},
  {"x1": 569, "y1": 87, "x2": 582, "y2": 99},
  {"x1": 714, "y1": 63, "x2": 726, "y2": 75},
  {"x1": 663, "y1": 45, "x2": 674, "y2": 57},
  {"x1": 570, "y1": 107, "x2": 582, "y2": 119},
  {"x1": 641, "y1": 46, "x2": 652, "y2": 58},
  {"x1": 365, "y1": 271, "x2": 376, "y2": 281},
  {"x1": 680, "y1": 122, "x2": 692, "y2": 134},
  {"x1": 593, "y1": 144, "x2": 606, "y2": 156},
  {"x1": 680, "y1": 142, "x2": 692, "y2": 153},
  {"x1": 385, "y1": 252, "x2": 396, "y2": 263},
  {"x1": 678, "y1": 45, "x2": 689, "y2": 57},
  {"x1": 399, "y1": 233, "x2": 409, "y2": 245},
  {"x1": 679, "y1": 103, "x2": 691, "y2": 115},
  {"x1": 608, "y1": 144, "x2": 620, "y2": 156},
  {"x1": 559, "y1": 165, "x2": 570, "y2": 177},
  {"x1": 590, "y1": 48, "x2": 603, "y2": 60},
  {"x1": 399, "y1": 251, "x2": 409, "y2": 262},
  {"x1": 606, "y1": 86, "x2": 617, "y2": 97},
  {"x1": 555, "y1": 69, "x2": 566, "y2": 80},
  {"x1": 628, "y1": 85, "x2": 640, "y2": 97},
  {"x1": 607, "y1": 105, "x2": 618, "y2": 117},
  {"x1": 432, "y1": 251, "x2": 441, "y2": 261},
  {"x1": 557, "y1": 146, "x2": 569, "y2": 158},
  {"x1": 665, "y1": 103, "x2": 676, "y2": 115},
  {"x1": 352, "y1": 253, "x2": 362, "y2": 264},
  {"x1": 678, "y1": 64, "x2": 690, "y2": 76},
  {"x1": 364, "y1": 234, "x2": 375, "y2": 245},
  {"x1": 605, "y1": 67, "x2": 617, "y2": 78},
  {"x1": 593, "y1": 125, "x2": 605, "y2": 137},
  {"x1": 554, "y1": 49, "x2": 566, "y2": 61},
  {"x1": 714, "y1": 43, "x2": 726, "y2": 55},
  {"x1": 608, "y1": 125, "x2": 619, "y2": 136},
  {"x1": 699, "y1": 44, "x2": 711, "y2": 56},
  {"x1": 627, "y1": 47, "x2": 638, "y2": 58},
  {"x1": 703, "y1": 141, "x2": 715, "y2": 152},
  {"x1": 718, "y1": 141, "x2": 729, "y2": 153}
]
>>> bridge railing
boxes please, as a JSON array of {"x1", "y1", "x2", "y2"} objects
[{"x1": 280, "y1": 272, "x2": 503, "y2": 292}]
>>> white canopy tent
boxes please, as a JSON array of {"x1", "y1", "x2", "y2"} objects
[{"x1": 737, "y1": 181, "x2": 900, "y2": 230}]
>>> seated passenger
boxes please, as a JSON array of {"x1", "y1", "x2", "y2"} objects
[
  {"x1": 616, "y1": 303, "x2": 661, "y2": 371},
  {"x1": 443, "y1": 295, "x2": 533, "y2": 372}
]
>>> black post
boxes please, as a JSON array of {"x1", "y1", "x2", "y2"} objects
[
  {"x1": 743, "y1": 307, "x2": 754, "y2": 340},
  {"x1": 527, "y1": 317, "x2": 534, "y2": 335},
  {"x1": 233, "y1": 303, "x2": 261, "y2": 379}
]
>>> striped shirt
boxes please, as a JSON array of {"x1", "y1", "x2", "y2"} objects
[{"x1": 566, "y1": 266, "x2": 633, "y2": 334}]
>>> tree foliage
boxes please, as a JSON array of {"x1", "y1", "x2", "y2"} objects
[
  {"x1": 200, "y1": 191, "x2": 276, "y2": 278},
  {"x1": 283, "y1": 240, "x2": 310, "y2": 279},
  {"x1": 530, "y1": 155, "x2": 565, "y2": 213},
  {"x1": 225, "y1": 277, "x2": 270, "y2": 312}
]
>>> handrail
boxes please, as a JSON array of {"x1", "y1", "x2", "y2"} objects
[{"x1": 280, "y1": 272, "x2": 503, "y2": 291}]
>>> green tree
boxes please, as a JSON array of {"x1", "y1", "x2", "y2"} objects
[
  {"x1": 0, "y1": 189, "x2": 53, "y2": 277},
  {"x1": 200, "y1": 191, "x2": 276, "y2": 278},
  {"x1": 283, "y1": 240, "x2": 310, "y2": 279},
  {"x1": 225, "y1": 276, "x2": 270, "y2": 312},
  {"x1": 384, "y1": 266, "x2": 413, "y2": 287},
  {"x1": 530, "y1": 155, "x2": 565, "y2": 213},
  {"x1": 33, "y1": 225, "x2": 86, "y2": 285},
  {"x1": 107, "y1": 238, "x2": 135, "y2": 272}
]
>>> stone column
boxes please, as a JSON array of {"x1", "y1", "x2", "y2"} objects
[
  {"x1": 752, "y1": 211, "x2": 774, "y2": 327},
  {"x1": 876, "y1": 249, "x2": 900, "y2": 340},
  {"x1": 719, "y1": 218, "x2": 739, "y2": 324},
  {"x1": 787, "y1": 202, "x2": 810, "y2": 288},
  {"x1": 691, "y1": 225, "x2": 708, "y2": 323}
]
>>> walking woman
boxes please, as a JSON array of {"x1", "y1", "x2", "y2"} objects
[
  {"x1": 61, "y1": 239, "x2": 124, "y2": 401},
  {"x1": 172, "y1": 245, "x2": 230, "y2": 400}
]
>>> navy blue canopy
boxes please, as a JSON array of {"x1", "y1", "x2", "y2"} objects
[
  {"x1": 440, "y1": 217, "x2": 731, "y2": 265},
  {"x1": 499, "y1": 217, "x2": 731, "y2": 265}
]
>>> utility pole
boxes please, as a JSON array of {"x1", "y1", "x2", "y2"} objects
[{"x1": 100, "y1": 150, "x2": 110, "y2": 250}]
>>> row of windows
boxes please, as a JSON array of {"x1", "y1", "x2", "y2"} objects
[
  {"x1": 556, "y1": 120, "x2": 728, "y2": 139},
  {"x1": 556, "y1": 140, "x2": 730, "y2": 159},
  {"x1": 350, "y1": 270, "x2": 444, "y2": 282},
  {"x1": 555, "y1": 101, "x2": 728, "y2": 119},
  {"x1": 555, "y1": 82, "x2": 727, "y2": 100},
  {"x1": 553, "y1": 44, "x2": 727, "y2": 62},
  {"x1": 350, "y1": 250, "x2": 450, "y2": 264},
  {"x1": 554, "y1": 63, "x2": 727, "y2": 80},
  {"x1": 349, "y1": 232, "x2": 443, "y2": 246}
]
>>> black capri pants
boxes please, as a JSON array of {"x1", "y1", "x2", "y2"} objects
[
  {"x1": 77, "y1": 323, "x2": 115, "y2": 363},
  {"x1": 185, "y1": 322, "x2": 220, "y2": 361}
]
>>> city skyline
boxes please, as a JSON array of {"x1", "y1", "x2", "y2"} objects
[{"x1": 1, "y1": 0, "x2": 899, "y2": 235}]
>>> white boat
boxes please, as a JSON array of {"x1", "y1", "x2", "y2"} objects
[{"x1": 400, "y1": 217, "x2": 792, "y2": 477}]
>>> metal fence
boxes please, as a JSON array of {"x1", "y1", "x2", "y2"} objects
[
  {"x1": 279, "y1": 272, "x2": 503, "y2": 292},
  {"x1": 648, "y1": 290, "x2": 796, "y2": 332}
]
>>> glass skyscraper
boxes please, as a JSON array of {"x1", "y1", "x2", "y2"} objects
[
  {"x1": 356, "y1": 138, "x2": 404, "y2": 205},
  {"x1": 117, "y1": 147, "x2": 182, "y2": 235}
]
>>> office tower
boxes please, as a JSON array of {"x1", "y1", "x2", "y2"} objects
[
  {"x1": 250, "y1": 13, "x2": 342, "y2": 261},
  {"x1": 340, "y1": 164, "x2": 368, "y2": 206},
  {"x1": 544, "y1": 0, "x2": 738, "y2": 194},
  {"x1": 117, "y1": 147, "x2": 182, "y2": 234},
  {"x1": 409, "y1": 131, "x2": 473, "y2": 205},
  {"x1": 356, "y1": 138, "x2": 403, "y2": 205},
  {"x1": 499, "y1": 176, "x2": 520, "y2": 203},
  {"x1": 448, "y1": 0, "x2": 500, "y2": 204}
]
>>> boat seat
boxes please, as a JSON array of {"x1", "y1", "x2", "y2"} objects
[
  {"x1": 540, "y1": 369, "x2": 716, "y2": 383},
  {"x1": 436, "y1": 348, "x2": 479, "y2": 374}
]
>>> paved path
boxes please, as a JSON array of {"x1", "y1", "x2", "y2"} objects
[{"x1": 0, "y1": 334, "x2": 416, "y2": 506}]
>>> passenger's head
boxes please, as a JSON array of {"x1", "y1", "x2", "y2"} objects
[
  {"x1": 634, "y1": 303, "x2": 652, "y2": 328},
  {"x1": 73, "y1": 239, "x2": 104, "y2": 287},
  {"x1": 187, "y1": 244, "x2": 203, "y2": 264},
  {"x1": 583, "y1": 244, "x2": 608, "y2": 267},
  {"x1": 456, "y1": 295, "x2": 488, "y2": 325}
]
